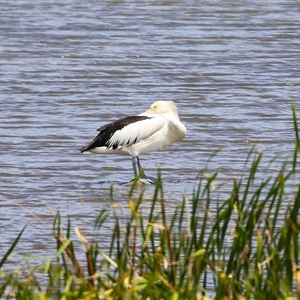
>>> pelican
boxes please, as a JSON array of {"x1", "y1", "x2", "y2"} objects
[{"x1": 80, "y1": 101, "x2": 186, "y2": 184}]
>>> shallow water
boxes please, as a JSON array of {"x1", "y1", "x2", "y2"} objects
[{"x1": 1, "y1": 0, "x2": 300, "y2": 276}]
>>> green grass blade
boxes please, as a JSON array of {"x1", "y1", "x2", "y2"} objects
[{"x1": 0, "y1": 225, "x2": 27, "y2": 269}]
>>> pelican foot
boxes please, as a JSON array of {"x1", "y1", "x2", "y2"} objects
[
  {"x1": 130, "y1": 176, "x2": 156, "y2": 185},
  {"x1": 139, "y1": 177, "x2": 156, "y2": 185}
]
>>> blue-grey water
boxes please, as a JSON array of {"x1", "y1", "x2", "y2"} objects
[{"x1": 1, "y1": 0, "x2": 300, "y2": 291}]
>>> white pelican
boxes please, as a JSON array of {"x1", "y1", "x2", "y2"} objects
[{"x1": 80, "y1": 101, "x2": 186, "y2": 184}]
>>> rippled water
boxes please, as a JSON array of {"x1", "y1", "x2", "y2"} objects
[{"x1": 1, "y1": 0, "x2": 300, "y2": 273}]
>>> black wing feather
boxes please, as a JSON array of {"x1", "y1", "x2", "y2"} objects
[{"x1": 80, "y1": 116, "x2": 150, "y2": 152}]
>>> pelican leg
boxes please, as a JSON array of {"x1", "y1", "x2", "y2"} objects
[
  {"x1": 131, "y1": 156, "x2": 155, "y2": 185},
  {"x1": 137, "y1": 157, "x2": 146, "y2": 177},
  {"x1": 132, "y1": 156, "x2": 140, "y2": 178}
]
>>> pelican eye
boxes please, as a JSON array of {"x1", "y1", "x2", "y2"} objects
[{"x1": 153, "y1": 105, "x2": 158, "y2": 110}]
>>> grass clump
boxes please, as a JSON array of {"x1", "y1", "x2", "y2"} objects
[{"x1": 1, "y1": 107, "x2": 300, "y2": 299}]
